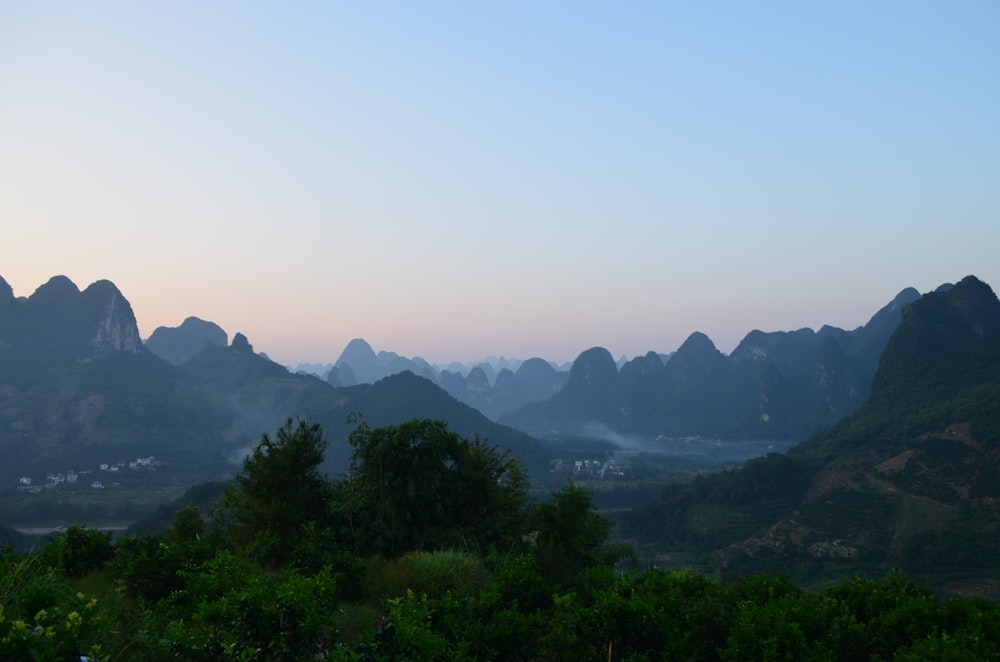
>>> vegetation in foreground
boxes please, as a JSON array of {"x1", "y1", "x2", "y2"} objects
[{"x1": 3, "y1": 419, "x2": 999, "y2": 661}]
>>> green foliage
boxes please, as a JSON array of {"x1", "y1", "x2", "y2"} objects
[
  {"x1": 168, "y1": 505, "x2": 205, "y2": 544},
  {"x1": 622, "y1": 452, "x2": 812, "y2": 552},
  {"x1": 525, "y1": 482, "x2": 625, "y2": 587},
  {"x1": 112, "y1": 529, "x2": 214, "y2": 605},
  {"x1": 221, "y1": 419, "x2": 336, "y2": 566},
  {"x1": 289, "y1": 522, "x2": 365, "y2": 598},
  {"x1": 366, "y1": 550, "x2": 489, "y2": 601},
  {"x1": 372, "y1": 590, "x2": 465, "y2": 661},
  {"x1": 168, "y1": 562, "x2": 340, "y2": 659},
  {"x1": 7, "y1": 526, "x2": 1000, "y2": 661},
  {"x1": 432, "y1": 555, "x2": 552, "y2": 660},
  {"x1": 7, "y1": 416, "x2": 1000, "y2": 659},
  {"x1": 0, "y1": 586, "x2": 103, "y2": 661},
  {"x1": 0, "y1": 552, "x2": 104, "y2": 661},
  {"x1": 39, "y1": 526, "x2": 114, "y2": 578},
  {"x1": 344, "y1": 418, "x2": 529, "y2": 557}
]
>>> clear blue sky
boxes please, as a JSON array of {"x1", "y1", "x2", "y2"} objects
[{"x1": 2, "y1": 2, "x2": 998, "y2": 365}]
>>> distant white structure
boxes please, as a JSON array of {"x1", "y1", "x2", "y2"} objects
[{"x1": 18, "y1": 477, "x2": 31, "y2": 485}]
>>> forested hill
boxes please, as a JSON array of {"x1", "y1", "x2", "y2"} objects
[{"x1": 622, "y1": 275, "x2": 1000, "y2": 595}]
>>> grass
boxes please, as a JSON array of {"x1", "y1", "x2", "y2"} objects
[{"x1": 363, "y1": 550, "x2": 490, "y2": 602}]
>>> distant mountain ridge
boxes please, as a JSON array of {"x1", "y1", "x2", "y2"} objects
[
  {"x1": 145, "y1": 317, "x2": 228, "y2": 365},
  {"x1": 323, "y1": 338, "x2": 570, "y2": 420},
  {"x1": 0, "y1": 275, "x2": 545, "y2": 489},
  {"x1": 623, "y1": 275, "x2": 1000, "y2": 594},
  {"x1": 0, "y1": 272, "x2": 949, "y2": 491},
  {"x1": 0, "y1": 275, "x2": 143, "y2": 355},
  {"x1": 149, "y1": 283, "x2": 922, "y2": 433},
  {"x1": 262, "y1": 287, "x2": 922, "y2": 433},
  {"x1": 500, "y1": 287, "x2": 922, "y2": 441},
  {"x1": 0, "y1": 276, "x2": 223, "y2": 482}
]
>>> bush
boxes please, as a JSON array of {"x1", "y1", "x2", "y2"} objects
[
  {"x1": 40, "y1": 527, "x2": 114, "y2": 578},
  {"x1": 0, "y1": 553, "x2": 104, "y2": 661},
  {"x1": 368, "y1": 550, "x2": 488, "y2": 601}
]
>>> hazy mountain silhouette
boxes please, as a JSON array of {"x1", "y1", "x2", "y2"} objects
[
  {"x1": 436, "y1": 358, "x2": 569, "y2": 420},
  {"x1": 0, "y1": 276, "x2": 545, "y2": 489},
  {"x1": 0, "y1": 275, "x2": 143, "y2": 355},
  {"x1": 145, "y1": 316, "x2": 228, "y2": 365},
  {"x1": 327, "y1": 338, "x2": 437, "y2": 386},
  {"x1": 324, "y1": 338, "x2": 568, "y2": 420},
  {"x1": 623, "y1": 276, "x2": 1000, "y2": 593},
  {"x1": 501, "y1": 287, "x2": 922, "y2": 441},
  {"x1": 0, "y1": 276, "x2": 224, "y2": 483}
]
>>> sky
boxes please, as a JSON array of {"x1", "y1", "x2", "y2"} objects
[{"x1": 2, "y1": 2, "x2": 998, "y2": 367}]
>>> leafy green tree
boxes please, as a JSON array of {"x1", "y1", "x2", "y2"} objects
[
  {"x1": 344, "y1": 419, "x2": 529, "y2": 556},
  {"x1": 40, "y1": 526, "x2": 114, "y2": 578},
  {"x1": 525, "y1": 482, "x2": 625, "y2": 587},
  {"x1": 167, "y1": 505, "x2": 205, "y2": 544},
  {"x1": 114, "y1": 507, "x2": 214, "y2": 605},
  {"x1": 221, "y1": 419, "x2": 335, "y2": 566},
  {"x1": 433, "y1": 555, "x2": 553, "y2": 660},
  {"x1": 450, "y1": 434, "x2": 530, "y2": 552}
]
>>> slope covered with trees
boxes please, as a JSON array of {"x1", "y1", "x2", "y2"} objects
[
  {"x1": 3, "y1": 419, "x2": 999, "y2": 660},
  {"x1": 621, "y1": 276, "x2": 1000, "y2": 593}
]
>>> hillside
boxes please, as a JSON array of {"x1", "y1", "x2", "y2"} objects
[
  {"x1": 0, "y1": 277, "x2": 231, "y2": 485},
  {"x1": 622, "y1": 275, "x2": 1000, "y2": 594}
]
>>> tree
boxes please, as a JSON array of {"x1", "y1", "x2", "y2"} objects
[
  {"x1": 344, "y1": 419, "x2": 529, "y2": 556},
  {"x1": 167, "y1": 505, "x2": 205, "y2": 545},
  {"x1": 452, "y1": 435, "x2": 530, "y2": 552},
  {"x1": 525, "y1": 482, "x2": 625, "y2": 587},
  {"x1": 221, "y1": 419, "x2": 334, "y2": 565},
  {"x1": 40, "y1": 526, "x2": 114, "y2": 578}
]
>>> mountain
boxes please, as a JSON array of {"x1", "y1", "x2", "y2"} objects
[
  {"x1": 145, "y1": 317, "x2": 228, "y2": 365},
  {"x1": 501, "y1": 287, "x2": 922, "y2": 441},
  {"x1": 0, "y1": 277, "x2": 227, "y2": 484},
  {"x1": 623, "y1": 276, "x2": 1000, "y2": 594},
  {"x1": 0, "y1": 275, "x2": 143, "y2": 356},
  {"x1": 0, "y1": 276, "x2": 545, "y2": 496},
  {"x1": 324, "y1": 338, "x2": 569, "y2": 420},
  {"x1": 436, "y1": 358, "x2": 570, "y2": 421},
  {"x1": 328, "y1": 338, "x2": 437, "y2": 386},
  {"x1": 181, "y1": 336, "x2": 545, "y2": 473},
  {"x1": 313, "y1": 371, "x2": 547, "y2": 473}
]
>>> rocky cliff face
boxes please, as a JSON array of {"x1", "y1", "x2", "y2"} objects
[
  {"x1": 85, "y1": 281, "x2": 143, "y2": 353},
  {"x1": 0, "y1": 275, "x2": 144, "y2": 356}
]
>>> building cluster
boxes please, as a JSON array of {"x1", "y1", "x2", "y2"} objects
[
  {"x1": 16, "y1": 456, "x2": 162, "y2": 491},
  {"x1": 549, "y1": 458, "x2": 628, "y2": 479}
]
